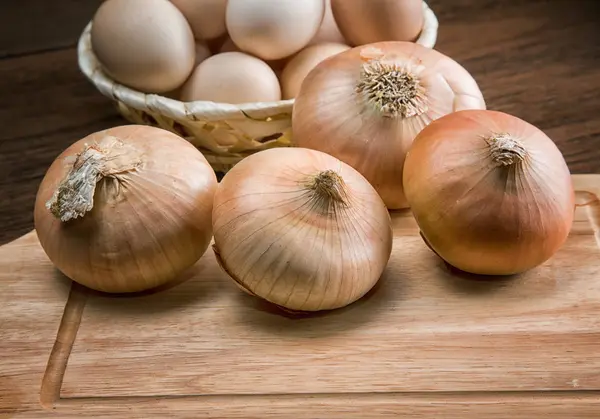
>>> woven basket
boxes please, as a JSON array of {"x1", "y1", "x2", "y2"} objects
[{"x1": 77, "y1": 1, "x2": 439, "y2": 173}]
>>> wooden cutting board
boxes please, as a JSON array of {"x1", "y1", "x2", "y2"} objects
[{"x1": 2, "y1": 174, "x2": 600, "y2": 418}]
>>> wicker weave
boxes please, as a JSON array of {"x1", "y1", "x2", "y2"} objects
[{"x1": 77, "y1": 1, "x2": 439, "y2": 173}]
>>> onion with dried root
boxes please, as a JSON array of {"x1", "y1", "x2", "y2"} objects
[
  {"x1": 403, "y1": 110, "x2": 575, "y2": 276},
  {"x1": 212, "y1": 147, "x2": 393, "y2": 312},
  {"x1": 34, "y1": 125, "x2": 218, "y2": 293},
  {"x1": 292, "y1": 42, "x2": 486, "y2": 209}
]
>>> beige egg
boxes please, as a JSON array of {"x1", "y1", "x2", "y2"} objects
[
  {"x1": 307, "y1": 0, "x2": 346, "y2": 46},
  {"x1": 280, "y1": 43, "x2": 350, "y2": 99},
  {"x1": 219, "y1": 37, "x2": 285, "y2": 77},
  {"x1": 170, "y1": 0, "x2": 228, "y2": 40},
  {"x1": 180, "y1": 52, "x2": 282, "y2": 104},
  {"x1": 194, "y1": 41, "x2": 212, "y2": 66},
  {"x1": 226, "y1": 0, "x2": 326, "y2": 61},
  {"x1": 91, "y1": 0, "x2": 195, "y2": 93},
  {"x1": 331, "y1": 0, "x2": 424, "y2": 46}
]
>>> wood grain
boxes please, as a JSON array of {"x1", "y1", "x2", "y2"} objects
[
  {"x1": 0, "y1": 0, "x2": 103, "y2": 58},
  {"x1": 0, "y1": 231, "x2": 72, "y2": 417},
  {"x1": 2, "y1": 175, "x2": 600, "y2": 417},
  {"x1": 0, "y1": 0, "x2": 599, "y2": 246},
  {"x1": 10, "y1": 394, "x2": 600, "y2": 419},
  {"x1": 0, "y1": 48, "x2": 123, "y2": 246}
]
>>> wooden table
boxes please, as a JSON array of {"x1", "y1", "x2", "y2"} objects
[{"x1": 1, "y1": 1, "x2": 600, "y2": 417}]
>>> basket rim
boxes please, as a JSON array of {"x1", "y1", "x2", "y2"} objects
[{"x1": 77, "y1": 0, "x2": 439, "y2": 122}]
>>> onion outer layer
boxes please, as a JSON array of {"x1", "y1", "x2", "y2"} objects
[
  {"x1": 403, "y1": 109, "x2": 575, "y2": 275},
  {"x1": 34, "y1": 125, "x2": 217, "y2": 293},
  {"x1": 212, "y1": 147, "x2": 393, "y2": 312}
]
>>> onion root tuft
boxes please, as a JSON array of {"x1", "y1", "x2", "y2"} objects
[
  {"x1": 486, "y1": 133, "x2": 527, "y2": 166},
  {"x1": 355, "y1": 60, "x2": 427, "y2": 118},
  {"x1": 305, "y1": 170, "x2": 349, "y2": 213}
]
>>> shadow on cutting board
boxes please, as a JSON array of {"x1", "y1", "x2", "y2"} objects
[
  {"x1": 228, "y1": 266, "x2": 405, "y2": 338},
  {"x1": 53, "y1": 261, "x2": 222, "y2": 316}
]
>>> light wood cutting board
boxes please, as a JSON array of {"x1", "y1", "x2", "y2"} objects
[{"x1": 2, "y1": 174, "x2": 600, "y2": 418}]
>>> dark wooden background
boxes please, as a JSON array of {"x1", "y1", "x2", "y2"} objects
[{"x1": 0, "y1": 0, "x2": 599, "y2": 245}]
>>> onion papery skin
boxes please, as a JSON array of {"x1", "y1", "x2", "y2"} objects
[
  {"x1": 403, "y1": 110, "x2": 575, "y2": 276},
  {"x1": 292, "y1": 41, "x2": 486, "y2": 209},
  {"x1": 34, "y1": 125, "x2": 218, "y2": 293},
  {"x1": 212, "y1": 147, "x2": 393, "y2": 312}
]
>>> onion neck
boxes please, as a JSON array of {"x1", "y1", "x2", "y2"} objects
[
  {"x1": 46, "y1": 136, "x2": 142, "y2": 222},
  {"x1": 355, "y1": 60, "x2": 428, "y2": 118},
  {"x1": 486, "y1": 133, "x2": 527, "y2": 166},
  {"x1": 305, "y1": 170, "x2": 349, "y2": 214}
]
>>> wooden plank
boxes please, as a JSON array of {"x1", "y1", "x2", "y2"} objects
[
  {"x1": 60, "y1": 182, "x2": 600, "y2": 397},
  {"x1": 10, "y1": 393, "x2": 600, "y2": 418},
  {"x1": 0, "y1": 48, "x2": 120, "y2": 144},
  {"x1": 0, "y1": 48, "x2": 122, "y2": 245},
  {"x1": 0, "y1": 0, "x2": 102, "y2": 58},
  {"x1": 0, "y1": 233, "x2": 74, "y2": 415},
  {"x1": 2, "y1": 175, "x2": 600, "y2": 417}
]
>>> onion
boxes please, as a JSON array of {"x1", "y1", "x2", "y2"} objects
[
  {"x1": 34, "y1": 125, "x2": 218, "y2": 293},
  {"x1": 403, "y1": 110, "x2": 575, "y2": 275},
  {"x1": 291, "y1": 42, "x2": 486, "y2": 209},
  {"x1": 212, "y1": 147, "x2": 393, "y2": 312}
]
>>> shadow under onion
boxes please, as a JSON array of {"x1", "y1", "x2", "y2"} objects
[
  {"x1": 229, "y1": 266, "x2": 402, "y2": 338},
  {"x1": 419, "y1": 231, "x2": 519, "y2": 295},
  {"x1": 64, "y1": 261, "x2": 219, "y2": 315},
  {"x1": 50, "y1": 267, "x2": 75, "y2": 295}
]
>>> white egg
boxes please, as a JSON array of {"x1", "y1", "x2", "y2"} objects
[
  {"x1": 226, "y1": 0, "x2": 326, "y2": 61},
  {"x1": 180, "y1": 52, "x2": 282, "y2": 104},
  {"x1": 91, "y1": 0, "x2": 196, "y2": 93}
]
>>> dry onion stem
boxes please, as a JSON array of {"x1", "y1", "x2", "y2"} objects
[
  {"x1": 46, "y1": 136, "x2": 142, "y2": 222},
  {"x1": 292, "y1": 41, "x2": 486, "y2": 209},
  {"x1": 34, "y1": 125, "x2": 217, "y2": 293},
  {"x1": 355, "y1": 60, "x2": 428, "y2": 118},
  {"x1": 212, "y1": 147, "x2": 393, "y2": 312},
  {"x1": 403, "y1": 110, "x2": 575, "y2": 275}
]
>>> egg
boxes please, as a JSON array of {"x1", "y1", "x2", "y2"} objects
[
  {"x1": 170, "y1": 0, "x2": 228, "y2": 40},
  {"x1": 194, "y1": 41, "x2": 212, "y2": 66},
  {"x1": 280, "y1": 43, "x2": 350, "y2": 99},
  {"x1": 330, "y1": 0, "x2": 424, "y2": 46},
  {"x1": 91, "y1": 0, "x2": 195, "y2": 93},
  {"x1": 180, "y1": 52, "x2": 281, "y2": 104},
  {"x1": 307, "y1": 0, "x2": 346, "y2": 46},
  {"x1": 226, "y1": 0, "x2": 326, "y2": 61},
  {"x1": 218, "y1": 37, "x2": 287, "y2": 77}
]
